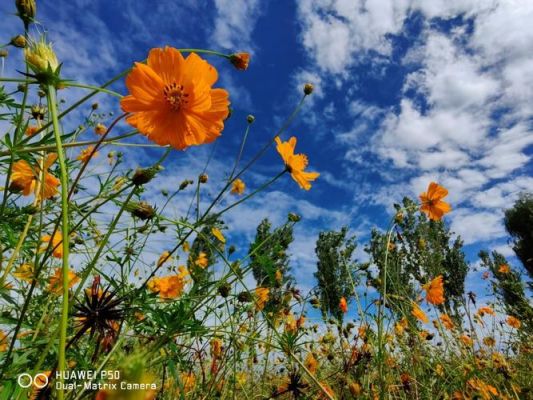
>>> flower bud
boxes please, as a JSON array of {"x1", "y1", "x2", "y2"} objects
[
  {"x1": 179, "y1": 179, "x2": 193, "y2": 190},
  {"x1": 128, "y1": 201, "x2": 156, "y2": 220},
  {"x1": 229, "y1": 52, "x2": 250, "y2": 71},
  {"x1": 30, "y1": 104, "x2": 46, "y2": 120},
  {"x1": 91, "y1": 102, "x2": 99, "y2": 110},
  {"x1": 237, "y1": 291, "x2": 252, "y2": 303},
  {"x1": 16, "y1": 0, "x2": 36, "y2": 28},
  {"x1": 288, "y1": 212, "x2": 301, "y2": 222},
  {"x1": 0, "y1": 49, "x2": 8, "y2": 58},
  {"x1": 131, "y1": 167, "x2": 157, "y2": 186},
  {"x1": 303, "y1": 83, "x2": 314, "y2": 95},
  {"x1": 24, "y1": 37, "x2": 59, "y2": 74},
  {"x1": 199, "y1": 173, "x2": 208, "y2": 184},
  {"x1": 246, "y1": 114, "x2": 255, "y2": 124},
  {"x1": 218, "y1": 283, "x2": 231, "y2": 298},
  {"x1": 10, "y1": 35, "x2": 27, "y2": 48}
]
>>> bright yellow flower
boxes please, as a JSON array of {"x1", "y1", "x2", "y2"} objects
[
  {"x1": 211, "y1": 227, "x2": 226, "y2": 243},
  {"x1": 120, "y1": 47, "x2": 230, "y2": 150},
  {"x1": 194, "y1": 252, "x2": 209, "y2": 268},
  {"x1": 48, "y1": 267, "x2": 80, "y2": 294},
  {"x1": 255, "y1": 287, "x2": 269, "y2": 311},
  {"x1": 77, "y1": 146, "x2": 99, "y2": 164},
  {"x1": 11, "y1": 154, "x2": 60, "y2": 200},
  {"x1": 275, "y1": 136, "x2": 319, "y2": 190},
  {"x1": 230, "y1": 178, "x2": 245, "y2": 195},
  {"x1": 40, "y1": 231, "x2": 63, "y2": 259},
  {"x1": 411, "y1": 302, "x2": 428, "y2": 323},
  {"x1": 419, "y1": 182, "x2": 451, "y2": 221},
  {"x1": 423, "y1": 275, "x2": 445, "y2": 305},
  {"x1": 13, "y1": 263, "x2": 34, "y2": 283}
]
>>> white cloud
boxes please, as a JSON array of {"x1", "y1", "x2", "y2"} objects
[
  {"x1": 212, "y1": 0, "x2": 261, "y2": 51},
  {"x1": 450, "y1": 209, "x2": 506, "y2": 245}
]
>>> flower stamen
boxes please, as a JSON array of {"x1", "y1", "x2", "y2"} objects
[{"x1": 163, "y1": 82, "x2": 189, "y2": 111}]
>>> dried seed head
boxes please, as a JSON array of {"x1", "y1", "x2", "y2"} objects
[{"x1": 128, "y1": 201, "x2": 156, "y2": 220}]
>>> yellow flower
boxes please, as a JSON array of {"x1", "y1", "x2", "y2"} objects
[
  {"x1": 180, "y1": 372, "x2": 195, "y2": 393},
  {"x1": 419, "y1": 182, "x2": 451, "y2": 221},
  {"x1": 157, "y1": 251, "x2": 172, "y2": 267},
  {"x1": 77, "y1": 146, "x2": 99, "y2": 164},
  {"x1": 235, "y1": 372, "x2": 247, "y2": 387},
  {"x1": 255, "y1": 287, "x2": 269, "y2": 311},
  {"x1": 48, "y1": 267, "x2": 80, "y2": 294},
  {"x1": 467, "y1": 378, "x2": 498, "y2": 400},
  {"x1": 459, "y1": 334, "x2": 473, "y2": 347},
  {"x1": 211, "y1": 227, "x2": 226, "y2": 243},
  {"x1": 24, "y1": 37, "x2": 59, "y2": 73},
  {"x1": 182, "y1": 241, "x2": 190, "y2": 252},
  {"x1": 477, "y1": 306, "x2": 495, "y2": 317},
  {"x1": 194, "y1": 252, "x2": 209, "y2": 268},
  {"x1": 120, "y1": 47, "x2": 230, "y2": 150},
  {"x1": 210, "y1": 338, "x2": 223, "y2": 359},
  {"x1": 411, "y1": 302, "x2": 428, "y2": 323},
  {"x1": 40, "y1": 231, "x2": 63, "y2": 259},
  {"x1": 13, "y1": 263, "x2": 34, "y2": 283},
  {"x1": 230, "y1": 178, "x2": 245, "y2": 195},
  {"x1": 275, "y1": 136, "x2": 319, "y2": 190},
  {"x1": 395, "y1": 318, "x2": 408, "y2": 336},
  {"x1": 148, "y1": 266, "x2": 188, "y2": 299}
]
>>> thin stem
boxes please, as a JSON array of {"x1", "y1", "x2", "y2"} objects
[
  {"x1": 46, "y1": 85, "x2": 70, "y2": 400},
  {"x1": 62, "y1": 82, "x2": 123, "y2": 98}
]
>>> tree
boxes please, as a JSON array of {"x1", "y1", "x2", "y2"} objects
[
  {"x1": 366, "y1": 198, "x2": 468, "y2": 322},
  {"x1": 248, "y1": 218, "x2": 295, "y2": 312},
  {"x1": 314, "y1": 227, "x2": 358, "y2": 322},
  {"x1": 478, "y1": 251, "x2": 533, "y2": 334},
  {"x1": 504, "y1": 193, "x2": 533, "y2": 282}
]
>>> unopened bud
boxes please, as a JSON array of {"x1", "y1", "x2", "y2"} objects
[
  {"x1": 91, "y1": 102, "x2": 99, "y2": 110},
  {"x1": 16, "y1": 0, "x2": 36, "y2": 28},
  {"x1": 246, "y1": 114, "x2": 255, "y2": 124},
  {"x1": 218, "y1": 283, "x2": 231, "y2": 298},
  {"x1": 0, "y1": 49, "x2": 8, "y2": 58},
  {"x1": 237, "y1": 291, "x2": 252, "y2": 303},
  {"x1": 303, "y1": 83, "x2": 314, "y2": 95},
  {"x1": 131, "y1": 167, "x2": 157, "y2": 186},
  {"x1": 229, "y1": 52, "x2": 250, "y2": 71},
  {"x1": 10, "y1": 35, "x2": 27, "y2": 48},
  {"x1": 128, "y1": 201, "x2": 156, "y2": 220},
  {"x1": 30, "y1": 104, "x2": 46, "y2": 120},
  {"x1": 199, "y1": 174, "x2": 208, "y2": 184},
  {"x1": 179, "y1": 179, "x2": 193, "y2": 190},
  {"x1": 288, "y1": 212, "x2": 301, "y2": 223}
]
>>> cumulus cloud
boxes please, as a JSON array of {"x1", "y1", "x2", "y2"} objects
[{"x1": 212, "y1": 0, "x2": 261, "y2": 51}]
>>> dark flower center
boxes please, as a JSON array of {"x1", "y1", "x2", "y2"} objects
[{"x1": 164, "y1": 82, "x2": 189, "y2": 111}]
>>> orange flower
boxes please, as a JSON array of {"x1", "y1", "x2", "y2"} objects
[
  {"x1": 467, "y1": 378, "x2": 498, "y2": 400},
  {"x1": 180, "y1": 372, "x2": 196, "y2": 392},
  {"x1": 120, "y1": 47, "x2": 230, "y2": 150},
  {"x1": 230, "y1": 178, "x2": 245, "y2": 195},
  {"x1": 255, "y1": 287, "x2": 269, "y2": 310},
  {"x1": 419, "y1": 182, "x2": 451, "y2": 221},
  {"x1": 148, "y1": 266, "x2": 188, "y2": 299},
  {"x1": 41, "y1": 231, "x2": 63, "y2": 259},
  {"x1": 506, "y1": 316, "x2": 521, "y2": 329},
  {"x1": 13, "y1": 263, "x2": 34, "y2": 283},
  {"x1": 157, "y1": 251, "x2": 173, "y2": 267},
  {"x1": 210, "y1": 338, "x2": 223, "y2": 359},
  {"x1": 498, "y1": 264, "x2": 510, "y2": 273},
  {"x1": 77, "y1": 146, "x2": 99, "y2": 164},
  {"x1": 423, "y1": 275, "x2": 445, "y2": 305},
  {"x1": 275, "y1": 136, "x2": 319, "y2": 190},
  {"x1": 483, "y1": 336, "x2": 495, "y2": 347},
  {"x1": 229, "y1": 52, "x2": 250, "y2": 70},
  {"x1": 0, "y1": 330, "x2": 8, "y2": 352},
  {"x1": 411, "y1": 302, "x2": 428, "y2": 323},
  {"x1": 477, "y1": 306, "x2": 495, "y2": 317},
  {"x1": 94, "y1": 123, "x2": 107, "y2": 135},
  {"x1": 10, "y1": 154, "x2": 60, "y2": 200},
  {"x1": 439, "y1": 314, "x2": 454, "y2": 330},
  {"x1": 48, "y1": 267, "x2": 80, "y2": 294},
  {"x1": 459, "y1": 334, "x2": 473, "y2": 347},
  {"x1": 339, "y1": 296, "x2": 348, "y2": 313},
  {"x1": 305, "y1": 353, "x2": 318, "y2": 374},
  {"x1": 25, "y1": 125, "x2": 39, "y2": 137}
]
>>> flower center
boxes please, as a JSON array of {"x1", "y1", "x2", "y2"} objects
[{"x1": 163, "y1": 82, "x2": 189, "y2": 111}]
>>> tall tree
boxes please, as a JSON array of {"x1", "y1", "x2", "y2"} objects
[
  {"x1": 504, "y1": 193, "x2": 533, "y2": 282},
  {"x1": 479, "y1": 250, "x2": 533, "y2": 333},
  {"x1": 314, "y1": 227, "x2": 358, "y2": 322}
]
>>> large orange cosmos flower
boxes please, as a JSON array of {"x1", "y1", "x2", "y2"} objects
[
  {"x1": 120, "y1": 47, "x2": 230, "y2": 150},
  {"x1": 419, "y1": 182, "x2": 451, "y2": 221},
  {"x1": 423, "y1": 275, "x2": 445, "y2": 305},
  {"x1": 275, "y1": 136, "x2": 319, "y2": 190},
  {"x1": 10, "y1": 154, "x2": 60, "y2": 200}
]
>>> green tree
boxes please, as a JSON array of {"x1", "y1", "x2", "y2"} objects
[
  {"x1": 314, "y1": 227, "x2": 358, "y2": 322},
  {"x1": 478, "y1": 250, "x2": 533, "y2": 333},
  {"x1": 366, "y1": 198, "x2": 468, "y2": 322},
  {"x1": 504, "y1": 193, "x2": 533, "y2": 282}
]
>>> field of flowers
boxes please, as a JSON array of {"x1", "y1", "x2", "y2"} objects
[{"x1": 0, "y1": 2, "x2": 532, "y2": 399}]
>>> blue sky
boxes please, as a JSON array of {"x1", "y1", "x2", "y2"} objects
[{"x1": 1, "y1": 0, "x2": 532, "y2": 301}]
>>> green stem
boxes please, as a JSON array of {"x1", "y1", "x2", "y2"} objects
[
  {"x1": 62, "y1": 82, "x2": 123, "y2": 98},
  {"x1": 46, "y1": 85, "x2": 70, "y2": 400}
]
